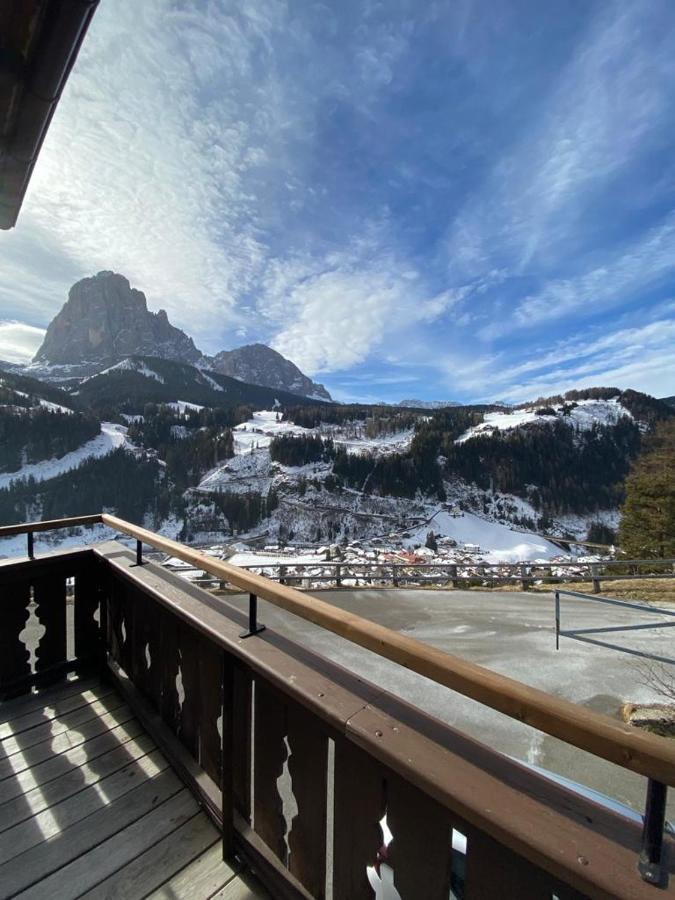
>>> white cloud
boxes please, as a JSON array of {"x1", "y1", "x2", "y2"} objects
[
  {"x1": 439, "y1": 318, "x2": 675, "y2": 401},
  {"x1": 0, "y1": 323, "x2": 46, "y2": 364}
]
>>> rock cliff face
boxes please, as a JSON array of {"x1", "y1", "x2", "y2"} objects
[
  {"x1": 210, "y1": 343, "x2": 331, "y2": 401},
  {"x1": 34, "y1": 272, "x2": 201, "y2": 366}
]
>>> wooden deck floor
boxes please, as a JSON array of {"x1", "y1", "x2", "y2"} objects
[{"x1": 0, "y1": 678, "x2": 267, "y2": 900}]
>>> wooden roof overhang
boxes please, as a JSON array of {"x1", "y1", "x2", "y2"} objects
[{"x1": 0, "y1": 0, "x2": 98, "y2": 229}]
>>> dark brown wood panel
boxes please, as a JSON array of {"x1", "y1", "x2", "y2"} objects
[
  {"x1": 74, "y1": 562, "x2": 104, "y2": 665},
  {"x1": 333, "y1": 737, "x2": 386, "y2": 900},
  {"x1": 464, "y1": 827, "x2": 588, "y2": 899},
  {"x1": 198, "y1": 637, "x2": 223, "y2": 786},
  {"x1": 0, "y1": 579, "x2": 30, "y2": 697},
  {"x1": 387, "y1": 773, "x2": 455, "y2": 900},
  {"x1": 232, "y1": 661, "x2": 252, "y2": 822},
  {"x1": 287, "y1": 699, "x2": 328, "y2": 898},
  {"x1": 254, "y1": 678, "x2": 289, "y2": 864},
  {"x1": 33, "y1": 574, "x2": 67, "y2": 673},
  {"x1": 177, "y1": 622, "x2": 200, "y2": 759},
  {"x1": 158, "y1": 606, "x2": 181, "y2": 736}
]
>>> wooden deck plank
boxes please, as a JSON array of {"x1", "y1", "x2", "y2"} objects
[
  {"x1": 0, "y1": 678, "x2": 99, "y2": 724},
  {"x1": 210, "y1": 871, "x2": 271, "y2": 900},
  {"x1": 0, "y1": 684, "x2": 115, "y2": 739},
  {"x1": 147, "y1": 840, "x2": 240, "y2": 900},
  {"x1": 0, "y1": 705, "x2": 136, "y2": 780},
  {"x1": 0, "y1": 768, "x2": 184, "y2": 898},
  {"x1": 0, "y1": 718, "x2": 145, "y2": 805},
  {"x1": 0, "y1": 748, "x2": 168, "y2": 864},
  {"x1": 0, "y1": 693, "x2": 126, "y2": 754},
  {"x1": 16, "y1": 789, "x2": 200, "y2": 900},
  {"x1": 78, "y1": 812, "x2": 224, "y2": 900},
  {"x1": 0, "y1": 732, "x2": 156, "y2": 830}
]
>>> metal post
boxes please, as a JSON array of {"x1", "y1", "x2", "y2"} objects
[
  {"x1": 27, "y1": 531, "x2": 34, "y2": 560},
  {"x1": 240, "y1": 592, "x2": 266, "y2": 638},
  {"x1": 335, "y1": 564, "x2": 341, "y2": 588},
  {"x1": 554, "y1": 591, "x2": 560, "y2": 650},
  {"x1": 638, "y1": 779, "x2": 667, "y2": 885},
  {"x1": 590, "y1": 563, "x2": 600, "y2": 594},
  {"x1": 450, "y1": 564, "x2": 458, "y2": 588},
  {"x1": 134, "y1": 539, "x2": 145, "y2": 567},
  {"x1": 392, "y1": 565, "x2": 399, "y2": 587},
  {"x1": 521, "y1": 564, "x2": 529, "y2": 591}
]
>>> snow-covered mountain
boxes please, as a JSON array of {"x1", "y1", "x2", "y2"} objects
[
  {"x1": 210, "y1": 344, "x2": 331, "y2": 401},
  {"x1": 30, "y1": 272, "x2": 331, "y2": 400}
]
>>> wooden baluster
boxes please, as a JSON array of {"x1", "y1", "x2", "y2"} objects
[
  {"x1": 464, "y1": 828, "x2": 579, "y2": 899},
  {"x1": 0, "y1": 580, "x2": 31, "y2": 697},
  {"x1": 159, "y1": 607, "x2": 181, "y2": 735},
  {"x1": 232, "y1": 662, "x2": 252, "y2": 822},
  {"x1": 130, "y1": 588, "x2": 161, "y2": 707},
  {"x1": 33, "y1": 574, "x2": 67, "y2": 677},
  {"x1": 198, "y1": 637, "x2": 223, "y2": 787},
  {"x1": 287, "y1": 700, "x2": 328, "y2": 898},
  {"x1": 333, "y1": 738, "x2": 386, "y2": 900},
  {"x1": 74, "y1": 562, "x2": 104, "y2": 667},
  {"x1": 177, "y1": 623, "x2": 200, "y2": 759},
  {"x1": 386, "y1": 774, "x2": 454, "y2": 900},
  {"x1": 253, "y1": 679, "x2": 288, "y2": 863}
]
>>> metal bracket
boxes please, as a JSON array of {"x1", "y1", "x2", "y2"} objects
[
  {"x1": 131, "y1": 539, "x2": 147, "y2": 567},
  {"x1": 638, "y1": 778, "x2": 667, "y2": 885},
  {"x1": 240, "y1": 592, "x2": 266, "y2": 639}
]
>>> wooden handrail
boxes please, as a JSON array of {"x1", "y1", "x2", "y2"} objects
[
  {"x1": 2, "y1": 511, "x2": 674, "y2": 785},
  {"x1": 0, "y1": 514, "x2": 102, "y2": 537},
  {"x1": 97, "y1": 514, "x2": 675, "y2": 786}
]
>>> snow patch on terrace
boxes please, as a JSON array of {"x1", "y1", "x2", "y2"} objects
[
  {"x1": 97, "y1": 358, "x2": 165, "y2": 383},
  {"x1": 455, "y1": 398, "x2": 631, "y2": 443},
  {"x1": 405, "y1": 510, "x2": 561, "y2": 563},
  {"x1": 0, "y1": 422, "x2": 131, "y2": 489}
]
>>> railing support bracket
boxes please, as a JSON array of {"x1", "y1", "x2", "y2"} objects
[
  {"x1": 240, "y1": 592, "x2": 266, "y2": 639},
  {"x1": 132, "y1": 539, "x2": 147, "y2": 567},
  {"x1": 638, "y1": 778, "x2": 667, "y2": 885}
]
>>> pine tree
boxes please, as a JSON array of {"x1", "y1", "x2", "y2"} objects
[{"x1": 619, "y1": 420, "x2": 675, "y2": 558}]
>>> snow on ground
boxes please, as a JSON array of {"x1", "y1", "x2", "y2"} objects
[
  {"x1": 0, "y1": 422, "x2": 130, "y2": 489},
  {"x1": 167, "y1": 400, "x2": 204, "y2": 415},
  {"x1": 405, "y1": 510, "x2": 561, "y2": 562},
  {"x1": 198, "y1": 371, "x2": 225, "y2": 392},
  {"x1": 198, "y1": 449, "x2": 274, "y2": 495},
  {"x1": 0, "y1": 522, "x2": 121, "y2": 560},
  {"x1": 456, "y1": 397, "x2": 632, "y2": 443},
  {"x1": 232, "y1": 410, "x2": 310, "y2": 454},
  {"x1": 332, "y1": 428, "x2": 415, "y2": 456},
  {"x1": 97, "y1": 358, "x2": 165, "y2": 383},
  {"x1": 4, "y1": 388, "x2": 74, "y2": 415},
  {"x1": 227, "y1": 550, "x2": 327, "y2": 567}
]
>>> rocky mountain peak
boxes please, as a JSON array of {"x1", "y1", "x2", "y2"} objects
[
  {"x1": 34, "y1": 271, "x2": 201, "y2": 366},
  {"x1": 210, "y1": 343, "x2": 332, "y2": 401}
]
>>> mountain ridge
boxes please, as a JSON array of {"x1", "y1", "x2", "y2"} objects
[{"x1": 33, "y1": 271, "x2": 332, "y2": 401}]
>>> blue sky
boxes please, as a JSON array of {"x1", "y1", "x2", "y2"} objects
[{"x1": 1, "y1": 0, "x2": 674, "y2": 403}]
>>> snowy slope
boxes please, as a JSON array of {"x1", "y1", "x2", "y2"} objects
[
  {"x1": 0, "y1": 423, "x2": 130, "y2": 488},
  {"x1": 232, "y1": 410, "x2": 311, "y2": 454},
  {"x1": 456, "y1": 397, "x2": 631, "y2": 443},
  {"x1": 405, "y1": 510, "x2": 561, "y2": 562}
]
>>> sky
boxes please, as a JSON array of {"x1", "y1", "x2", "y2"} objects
[{"x1": 1, "y1": 0, "x2": 675, "y2": 403}]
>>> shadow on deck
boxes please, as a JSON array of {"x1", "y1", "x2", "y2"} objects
[{"x1": 0, "y1": 677, "x2": 266, "y2": 900}]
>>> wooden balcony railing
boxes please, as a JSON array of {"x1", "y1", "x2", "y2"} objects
[{"x1": 0, "y1": 513, "x2": 674, "y2": 898}]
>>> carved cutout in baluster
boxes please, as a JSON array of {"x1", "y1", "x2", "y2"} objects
[
  {"x1": 19, "y1": 596, "x2": 45, "y2": 675},
  {"x1": 254, "y1": 679, "x2": 289, "y2": 863},
  {"x1": 287, "y1": 700, "x2": 328, "y2": 898},
  {"x1": 0, "y1": 581, "x2": 31, "y2": 697},
  {"x1": 387, "y1": 774, "x2": 454, "y2": 900},
  {"x1": 130, "y1": 589, "x2": 160, "y2": 706},
  {"x1": 107, "y1": 578, "x2": 130, "y2": 672},
  {"x1": 333, "y1": 738, "x2": 386, "y2": 900},
  {"x1": 33, "y1": 575, "x2": 67, "y2": 676}
]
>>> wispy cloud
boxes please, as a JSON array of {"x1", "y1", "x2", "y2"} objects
[{"x1": 0, "y1": 323, "x2": 46, "y2": 364}]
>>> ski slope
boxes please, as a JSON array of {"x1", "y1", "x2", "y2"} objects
[{"x1": 0, "y1": 422, "x2": 130, "y2": 489}]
